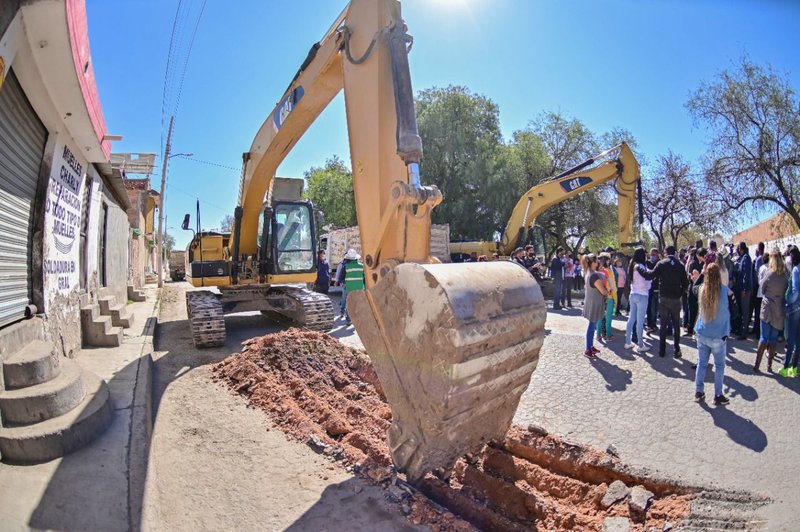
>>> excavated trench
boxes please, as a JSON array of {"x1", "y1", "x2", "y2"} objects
[{"x1": 212, "y1": 329, "x2": 765, "y2": 531}]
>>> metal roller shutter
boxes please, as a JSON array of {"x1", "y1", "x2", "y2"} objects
[{"x1": 0, "y1": 69, "x2": 47, "y2": 327}]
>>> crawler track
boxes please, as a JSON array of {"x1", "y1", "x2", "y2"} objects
[{"x1": 186, "y1": 291, "x2": 226, "y2": 347}]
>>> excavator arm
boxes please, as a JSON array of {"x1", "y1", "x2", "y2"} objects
[
  {"x1": 451, "y1": 142, "x2": 641, "y2": 257},
  {"x1": 236, "y1": 0, "x2": 546, "y2": 484}
]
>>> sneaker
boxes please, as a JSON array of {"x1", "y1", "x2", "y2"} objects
[
  {"x1": 778, "y1": 367, "x2": 791, "y2": 377},
  {"x1": 714, "y1": 395, "x2": 730, "y2": 406},
  {"x1": 674, "y1": 350, "x2": 683, "y2": 359},
  {"x1": 590, "y1": 346, "x2": 600, "y2": 355},
  {"x1": 634, "y1": 345, "x2": 647, "y2": 354},
  {"x1": 694, "y1": 392, "x2": 705, "y2": 403},
  {"x1": 584, "y1": 349, "x2": 597, "y2": 359},
  {"x1": 790, "y1": 367, "x2": 799, "y2": 378},
  {"x1": 624, "y1": 342, "x2": 635, "y2": 349}
]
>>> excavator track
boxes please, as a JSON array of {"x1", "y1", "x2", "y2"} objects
[
  {"x1": 264, "y1": 286, "x2": 334, "y2": 331},
  {"x1": 186, "y1": 290, "x2": 226, "y2": 348}
]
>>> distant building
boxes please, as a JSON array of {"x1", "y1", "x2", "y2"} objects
[
  {"x1": 732, "y1": 212, "x2": 800, "y2": 256},
  {"x1": 121, "y1": 174, "x2": 159, "y2": 288}
]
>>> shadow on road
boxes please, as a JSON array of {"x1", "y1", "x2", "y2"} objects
[
  {"x1": 700, "y1": 402, "x2": 768, "y2": 452},
  {"x1": 589, "y1": 356, "x2": 633, "y2": 392}
]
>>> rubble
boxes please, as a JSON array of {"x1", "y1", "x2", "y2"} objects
[
  {"x1": 213, "y1": 328, "x2": 694, "y2": 531},
  {"x1": 602, "y1": 480, "x2": 631, "y2": 508}
]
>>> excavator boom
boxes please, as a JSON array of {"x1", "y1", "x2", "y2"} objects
[
  {"x1": 229, "y1": 0, "x2": 546, "y2": 483},
  {"x1": 451, "y1": 143, "x2": 641, "y2": 257}
]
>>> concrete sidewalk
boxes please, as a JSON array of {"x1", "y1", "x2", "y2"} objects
[{"x1": 0, "y1": 286, "x2": 158, "y2": 532}]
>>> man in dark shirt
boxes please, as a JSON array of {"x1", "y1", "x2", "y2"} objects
[
  {"x1": 732, "y1": 241, "x2": 754, "y2": 340},
  {"x1": 648, "y1": 245, "x2": 689, "y2": 358},
  {"x1": 550, "y1": 247, "x2": 566, "y2": 310},
  {"x1": 314, "y1": 250, "x2": 330, "y2": 294},
  {"x1": 522, "y1": 245, "x2": 542, "y2": 280}
]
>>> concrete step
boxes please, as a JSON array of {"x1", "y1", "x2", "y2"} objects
[
  {"x1": 0, "y1": 359, "x2": 85, "y2": 426},
  {"x1": 2, "y1": 340, "x2": 61, "y2": 390},
  {"x1": 128, "y1": 285, "x2": 146, "y2": 302},
  {"x1": 108, "y1": 304, "x2": 134, "y2": 329},
  {"x1": 81, "y1": 314, "x2": 123, "y2": 348},
  {"x1": 80, "y1": 304, "x2": 100, "y2": 322},
  {"x1": 0, "y1": 371, "x2": 113, "y2": 463},
  {"x1": 97, "y1": 296, "x2": 116, "y2": 315}
]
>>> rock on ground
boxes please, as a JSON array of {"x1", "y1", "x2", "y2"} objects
[{"x1": 602, "y1": 480, "x2": 631, "y2": 508}]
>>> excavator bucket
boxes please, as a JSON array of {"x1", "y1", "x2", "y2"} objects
[{"x1": 348, "y1": 261, "x2": 546, "y2": 484}]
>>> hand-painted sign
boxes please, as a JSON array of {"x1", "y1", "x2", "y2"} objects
[
  {"x1": 44, "y1": 141, "x2": 86, "y2": 303},
  {"x1": 560, "y1": 176, "x2": 593, "y2": 193},
  {"x1": 272, "y1": 86, "x2": 304, "y2": 132}
]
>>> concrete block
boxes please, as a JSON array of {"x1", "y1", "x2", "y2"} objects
[
  {"x1": 0, "y1": 371, "x2": 113, "y2": 463},
  {"x1": 3, "y1": 340, "x2": 61, "y2": 389},
  {"x1": 0, "y1": 360, "x2": 85, "y2": 425}
]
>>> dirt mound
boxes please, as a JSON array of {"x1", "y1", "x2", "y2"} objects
[{"x1": 213, "y1": 328, "x2": 692, "y2": 531}]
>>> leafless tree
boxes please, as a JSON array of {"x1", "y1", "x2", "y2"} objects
[{"x1": 687, "y1": 56, "x2": 800, "y2": 229}]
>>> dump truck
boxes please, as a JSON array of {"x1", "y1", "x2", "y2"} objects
[{"x1": 168, "y1": 250, "x2": 186, "y2": 281}]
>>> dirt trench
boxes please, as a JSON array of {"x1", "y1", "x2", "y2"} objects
[{"x1": 211, "y1": 328, "x2": 755, "y2": 531}]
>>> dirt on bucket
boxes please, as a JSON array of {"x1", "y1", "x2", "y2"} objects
[{"x1": 212, "y1": 328, "x2": 694, "y2": 531}]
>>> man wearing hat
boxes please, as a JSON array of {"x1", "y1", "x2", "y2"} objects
[{"x1": 337, "y1": 248, "x2": 365, "y2": 325}]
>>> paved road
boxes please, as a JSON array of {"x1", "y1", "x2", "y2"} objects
[
  {"x1": 332, "y1": 294, "x2": 798, "y2": 529},
  {"x1": 515, "y1": 307, "x2": 799, "y2": 530}
]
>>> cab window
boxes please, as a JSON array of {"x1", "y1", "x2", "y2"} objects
[{"x1": 274, "y1": 204, "x2": 314, "y2": 272}]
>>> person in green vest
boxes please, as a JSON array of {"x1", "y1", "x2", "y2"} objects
[{"x1": 338, "y1": 248, "x2": 365, "y2": 325}]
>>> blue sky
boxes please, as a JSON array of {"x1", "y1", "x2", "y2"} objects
[{"x1": 86, "y1": 0, "x2": 800, "y2": 248}]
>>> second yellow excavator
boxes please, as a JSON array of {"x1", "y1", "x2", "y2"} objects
[
  {"x1": 183, "y1": 0, "x2": 545, "y2": 483},
  {"x1": 450, "y1": 143, "x2": 642, "y2": 258}
]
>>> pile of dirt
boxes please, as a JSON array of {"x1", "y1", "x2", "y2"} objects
[{"x1": 212, "y1": 328, "x2": 693, "y2": 531}]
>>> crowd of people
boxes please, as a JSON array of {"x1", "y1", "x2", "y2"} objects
[
  {"x1": 318, "y1": 239, "x2": 800, "y2": 405},
  {"x1": 570, "y1": 239, "x2": 800, "y2": 405}
]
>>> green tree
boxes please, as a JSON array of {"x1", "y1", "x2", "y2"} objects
[
  {"x1": 687, "y1": 56, "x2": 800, "y2": 229},
  {"x1": 304, "y1": 156, "x2": 357, "y2": 228},
  {"x1": 416, "y1": 85, "x2": 506, "y2": 239},
  {"x1": 526, "y1": 112, "x2": 606, "y2": 255}
]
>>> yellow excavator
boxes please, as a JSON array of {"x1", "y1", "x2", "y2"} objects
[
  {"x1": 450, "y1": 142, "x2": 641, "y2": 258},
  {"x1": 183, "y1": 0, "x2": 545, "y2": 484}
]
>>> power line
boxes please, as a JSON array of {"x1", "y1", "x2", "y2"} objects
[
  {"x1": 161, "y1": 0, "x2": 185, "y2": 158},
  {"x1": 174, "y1": 0, "x2": 208, "y2": 115},
  {"x1": 173, "y1": 154, "x2": 240, "y2": 172}
]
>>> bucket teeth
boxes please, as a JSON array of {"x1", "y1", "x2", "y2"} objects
[{"x1": 348, "y1": 261, "x2": 546, "y2": 483}]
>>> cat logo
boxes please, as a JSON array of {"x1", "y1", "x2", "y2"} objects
[
  {"x1": 0, "y1": 56, "x2": 5, "y2": 92},
  {"x1": 559, "y1": 175, "x2": 593, "y2": 193}
]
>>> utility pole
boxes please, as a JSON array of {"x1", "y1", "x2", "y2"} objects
[{"x1": 157, "y1": 116, "x2": 174, "y2": 288}]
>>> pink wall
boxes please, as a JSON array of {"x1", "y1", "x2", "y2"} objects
[{"x1": 65, "y1": 0, "x2": 110, "y2": 159}]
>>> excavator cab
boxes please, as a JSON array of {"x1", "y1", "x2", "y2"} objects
[{"x1": 256, "y1": 200, "x2": 317, "y2": 276}]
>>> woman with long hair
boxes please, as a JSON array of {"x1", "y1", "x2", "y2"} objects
[
  {"x1": 755, "y1": 248, "x2": 788, "y2": 372},
  {"x1": 624, "y1": 247, "x2": 652, "y2": 353},
  {"x1": 782, "y1": 247, "x2": 800, "y2": 377},
  {"x1": 582, "y1": 253, "x2": 608, "y2": 359},
  {"x1": 693, "y1": 263, "x2": 731, "y2": 405}
]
